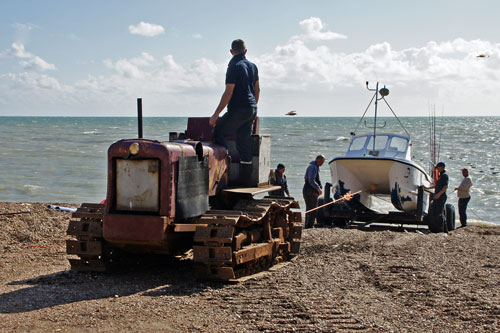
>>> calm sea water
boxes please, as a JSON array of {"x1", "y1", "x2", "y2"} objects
[{"x1": 0, "y1": 116, "x2": 498, "y2": 224}]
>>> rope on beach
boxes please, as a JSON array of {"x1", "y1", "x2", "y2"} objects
[
  {"x1": 305, "y1": 185, "x2": 376, "y2": 214},
  {"x1": 24, "y1": 244, "x2": 66, "y2": 249},
  {"x1": 469, "y1": 207, "x2": 484, "y2": 222},
  {"x1": 0, "y1": 210, "x2": 31, "y2": 216}
]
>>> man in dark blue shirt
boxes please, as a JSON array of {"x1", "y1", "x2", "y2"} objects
[
  {"x1": 209, "y1": 39, "x2": 260, "y2": 186},
  {"x1": 303, "y1": 155, "x2": 325, "y2": 228},
  {"x1": 427, "y1": 161, "x2": 449, "y2": 226}
]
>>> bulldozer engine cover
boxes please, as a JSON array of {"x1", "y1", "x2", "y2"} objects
[{"x1": 176, "y1": 155, "x2": 209, "y2": 219}]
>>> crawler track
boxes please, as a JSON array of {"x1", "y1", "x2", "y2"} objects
[
  {"x1": 193, "y1": 197, "x2": 302, "y2": 280},
  {"x1": 66, "y1": 203, "x2": 111, "y2": 271},
  {"x1": 66, "y1": 198, "x2": 303, "y2": 280}
]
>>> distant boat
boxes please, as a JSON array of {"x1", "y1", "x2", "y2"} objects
[
  {"x1": 477, "y1": 54, "x2": 489, "y2": 58},
  {"x1": 285, "y1": 111, "x2": 297, "y2": 116}
]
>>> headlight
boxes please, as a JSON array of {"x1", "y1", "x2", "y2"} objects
[{"x1": 129, "y1": 142, "x2": 140, "y2": 155}]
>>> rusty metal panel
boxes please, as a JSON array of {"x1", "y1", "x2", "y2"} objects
[
  {"x1": 116, "y1": 159, "x2": 159, "y2": 212},
  {"x1": 66, "y1": 240, "x2": 102, "y2": 256},
  {"x1": 172, "y1": 223, "x2": 207, "y2": 232},
  {"x1": 66, "y1": 219, "x2": 102, "y2": 238},
  {"x1": 291, "y1": 241, "x2": 301, "y2": 254},
  {"x1": 233, "y1": 242, "x2": 273, "y2": 265},
  {"x1": 176, "y1": 155, "x2": 208, "y2": 219},
  {"x1": 194, "y1": 226, "x2": 234, "y2": 244},
  {"x1": 102, "y1": 214, "x2": 166, "y2": 244},
  {"x1": 207, "y1": 266, "x2": 236, "y2": 280},
  {"x1": 193, "y1": 246, "x2": 233, "y2": 263},
  {"x1": 291, "y1": 211, "x2": 302, "y2": 222}
]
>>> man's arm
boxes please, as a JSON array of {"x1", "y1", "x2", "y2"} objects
[
  {"x1": 434, "y1": 185, "x2": 448, "y2": 200},
  {"x1": 305, "y1": 165, "x2": 322, "y2": 195},
  {"x1": 209, "y1": 84, "x2": 235, "y2": 127},
  {"x1": 254, "y1": 80, "x2": 260, "y2": 104}
]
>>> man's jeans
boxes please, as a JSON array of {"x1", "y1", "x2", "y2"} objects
[
  {"x1": 458, "y1": 196, "x2": 471, "y2": 226},
  {"x1": 213, "y1": 107, "x2": 257, "y2": 162},
  {"x1": 303, "y1": 184, "x2": 319, "y2": 228}
]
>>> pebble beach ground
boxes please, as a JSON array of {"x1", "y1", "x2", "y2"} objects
[{"x1": 1, "y1": 202, "x2": 499, "y2": 332}]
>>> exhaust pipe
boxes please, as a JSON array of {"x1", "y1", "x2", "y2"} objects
[{"x1": 137, "y1": 98, "x2": 143, "y2": 139}]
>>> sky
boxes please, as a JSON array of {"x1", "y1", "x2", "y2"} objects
[{"x1": 1, "y1": 0, "x2": 500, "y2": 117}]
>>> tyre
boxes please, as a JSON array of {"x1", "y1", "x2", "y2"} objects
[
  {"x1": 445, "y1": 203, "x2": 456, "y2": 231},
  {"x1": 426, "y1": 204, "x2": 444, "y2": 233},
  {"x1": 316, "y1": 198, "x2": 327, "y2": 226}
]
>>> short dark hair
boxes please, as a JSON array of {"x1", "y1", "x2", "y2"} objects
[
  {"x1": 231, "y1": 39, "x2": 246, "y2": 54},
  {"x1": 277, "y1": 163, "x2": 285, "y2": 170}
]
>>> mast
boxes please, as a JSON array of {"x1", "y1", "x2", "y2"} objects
[{"x1": 373, "y1": 82, "x2": 379, "y2": 152}]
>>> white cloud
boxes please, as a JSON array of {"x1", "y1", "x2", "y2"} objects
[
  {"x1": 3, "y1": 72, "x2": 62, "y2": 90},
  {"x1": 192, "y1": 33, "x2": 203, "y2": 39},
  {"x1": 9, "y1": 42, "x2": 32, "y2": 58},
  {"x1": 11, "y1": 22, "x2": 38, "y2": 31},
  {"x1": 129, "y1": 22, "x2": 165, "y2": 37},
  {"x1": 19, "y1": 56, "x2": 56, "y2": 71},
  {"x1": 2, "y1": 43, "x2": 56, "y2": 71},
  {"x1": 294, "y1": 17, "x2": 347, "y2": 41},
  {"x1": 2, "y1": 18, "x2": 500, "y2": 116}
]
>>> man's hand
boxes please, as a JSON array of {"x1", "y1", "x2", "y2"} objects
[
  {"x1": 318, "y1": 188, "x2": 323, "y2": 196},
  {"x1": 434, "y1": 193, "x2": 441, "y2": 200},
  {"x1": 209, "y1": 114, "x2": 219, "y2": 127}
]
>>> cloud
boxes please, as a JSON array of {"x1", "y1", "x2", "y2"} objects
[
  {"x1": 104, "y1": 52, "x2": 156, "y2": 79},
  {"x1": 9, "y1": 42, "x2": 32, "y2": 58},
  {"x1": 2, "y1": 18, "x2": 500, "y2": 116},
  {"x1": 19, "y1": 56, "x2": 56, "y2": 71},
  {"x1": 293, "y1": 17, "x2": 347, "y2": 41},
  {"x1": 192, "y1": 33, "x2": 203, "y2": 39},
  {"x1": 129, "y1": 22, "x2": 165, "y2": 37},
  {"x1": 2, "y1": 72, "x2": 62, "y2": 90},
  {"x1": 11, "y1": 23, "x2": 38, "y2": 31},
  {"x1": 2, "y1": 43, "x2": 56, "y2": 71}
]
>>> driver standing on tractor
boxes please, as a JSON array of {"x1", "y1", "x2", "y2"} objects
[
  {"x1": 427, "y1": 162, "x2": 448, "y2": 223},
  {"x1": 209, "y1": 39, "x2": 260, "y2": 186}
]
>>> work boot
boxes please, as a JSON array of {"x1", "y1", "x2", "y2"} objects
[{"x1": 238, "y1": 161, "x2": 253, "y2": 187}]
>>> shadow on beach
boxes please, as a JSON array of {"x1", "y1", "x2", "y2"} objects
[{"x1": 0, "y1": 255, "x2": 222, "y2": 314}]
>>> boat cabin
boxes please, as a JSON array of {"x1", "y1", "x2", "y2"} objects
[{"x1": 345, "y1": 134, "x2": 411, "y2": 160}]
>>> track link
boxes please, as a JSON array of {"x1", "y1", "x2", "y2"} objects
[
  {"x1": 193, "y1": 197, "x2": 303, "y2": 280},
  {"x1": 66, "y1": 203, "x2": 110, "y2": 272}
]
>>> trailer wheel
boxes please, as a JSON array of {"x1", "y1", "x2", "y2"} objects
[
  {"x1": 445, "y1": 203, "x2": 456, "y2": 231},
  {"x1": 426, "y1": 204, "x2": 444, "y2": 233},
  {"x1": 316, "y1": 198, "x2": 329, "y2": 226}
]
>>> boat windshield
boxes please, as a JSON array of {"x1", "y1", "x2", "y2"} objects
[
  {"x1": 349, "y1": 136, "x2": 367, "y2": 151},
  {"x1": 367, "y1": 135, "x2": 389, "y2": 151},
  {"x1": 347, "y1": 134, "x2": 410, "y2": 158},
  {"x1": 388, "y1": 136, "x2": 408, "y2": 153}
]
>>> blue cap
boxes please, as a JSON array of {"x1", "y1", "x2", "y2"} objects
[{"x1": 435, "y1": 162, "x2": 445, "y2": 168}]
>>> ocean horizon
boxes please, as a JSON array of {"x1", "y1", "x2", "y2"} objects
[{"x1": 1, "y1": 116, "x2": 498, "y2": 224}]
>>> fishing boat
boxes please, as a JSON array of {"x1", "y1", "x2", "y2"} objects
[{"x1": 328, "y1": 82, "x2": 432, "y2": 213}]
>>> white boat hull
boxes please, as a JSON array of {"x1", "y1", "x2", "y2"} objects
[{"x1": 329, "y1": 157, "x2": 432, "y2": 212}]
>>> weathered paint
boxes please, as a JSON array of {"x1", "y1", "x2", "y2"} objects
[{"x1": 116, "y1": 159, "x2": 160, "y2": 212}]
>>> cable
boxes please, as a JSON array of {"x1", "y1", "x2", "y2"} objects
[
  {"x1": 352, "y1": 93, "x2": 376, "y2": 135},
  {"x1": 382, "y1": 97, "x2": 411, "y2": 138}
]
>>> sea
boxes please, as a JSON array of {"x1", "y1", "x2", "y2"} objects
[{"x1": 0, "y1": 116, "x2": 498, "y2": 224}]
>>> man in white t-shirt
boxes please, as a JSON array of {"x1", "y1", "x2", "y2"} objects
[{"x1": 455, "y1": 168, "x2": 473, "y2": 227}]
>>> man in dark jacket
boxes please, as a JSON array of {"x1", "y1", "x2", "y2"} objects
[
  {"x1": 209, "y1": 39, "x2": 260, "y2": 186},
  {"x1": 303, "y1": 155, "x2": 325, "y2": 228},
  {"x1": 428, "y1": 162, "x2": 448, "y2": 224},
  {"x1": 269, "y1": 163, "x2": 290, "y2": 197}
]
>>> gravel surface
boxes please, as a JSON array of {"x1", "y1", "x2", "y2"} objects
[{"x1": 1, "y1": 202, "x2": 499, "y2": 332}]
